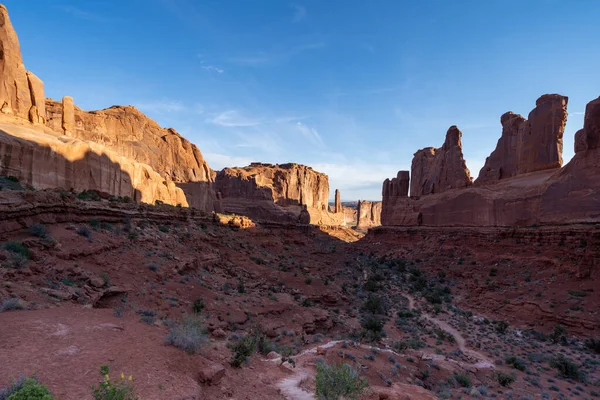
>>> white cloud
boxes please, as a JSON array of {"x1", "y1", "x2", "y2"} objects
[
  {"x1": 201, "y1": 65, "x2": 224, "y2": 74},
  {"x1": 207, "y1": 110, "x2": 262, "y2": 127}
]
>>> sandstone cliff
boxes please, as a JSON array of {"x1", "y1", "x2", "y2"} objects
[
  {"x1": 382, "y1": 95, "x2": 599, "y2": 227},
  {"x1": 356, "y1": 200, "x2": 382, "y2": 230},
  {"x1": 0, "y1": 5, "x2": 45, "y2": 124},
  {"x1": 477, "y1": 94, "x2": 568, "y2": 183},
  {"x1": 215, "y1": 163, "x2": 345, "y2": 224},
  {"x1": 0, "y1": 118, "x2": 187, "y2": 206},
  {"x1": 0, "y1": 5, "x2": 218, "y2": 211},
  {"x1": 45, "y1": 99, "x2": 218, "y2": 211},
  {"x1": 410, "y1": 126, "x2": 472, "y2": 196}
]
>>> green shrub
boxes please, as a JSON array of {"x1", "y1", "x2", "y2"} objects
[
  {"x1": 362, "y1": 295, "x2": 385, "y2": 315},
  {"x1": 549, "y1": 325, "x2": 567, "y2": 344},
  {"x1": 76, "y1": 226, "x2": 92, "y2": 239},
  {"x1": 28, "y1": 224, "x2": 48, "y2": 238},
  {"x1": 165, "y1": 315, "x2": 208, "y2": 354},
  {"x1": 0, "y1": 298, "x2": 23, "y2": 312},
  {"x1": 91, "y1": 365, "x2": 137, "y2": 400},
  {"x1": 495, "y1": 372, "x2": 516, "y2": 387},
  {"x1": 584, "y1": 338, "x2": 600, "y2": 354},
  {"x1": 360, "y1": 315, "x2": 385, "y2": 342},
  {"x1": 453, "y1": 373, "x2": 472, "y2": 388},
  {"x1": 192, "y1": 297, "x2": 205, "y2": 313},
  {"x1": 229, "y1": 334, "x2": 256, "y2": 367},
  {"x1": 315, "y1": 361, "x2": 368, "y2": 400},
  {"x1": 2, "y1": 242, "x2": 30, "y2": 259},
  {"x1": 77, "y1": 190, "x2": 101, "y2": 201},
  {"x1": 4, "y1": 377, "x2": 53, "y2": 400},
  {"x1": 505, "y1": 356, "x2": 526, "y2": 371},
  {"x1": 550, "y1": 354, "x2": 582, "y2": 381}
]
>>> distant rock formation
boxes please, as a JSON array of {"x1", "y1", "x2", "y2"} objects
[
  {"x1": 334, "y1": 189, "x2": 342, "y2": 213},
  {"x1": 382, "y1": 94, "x2": 600, "y2": 227},
  {"x1": 356, "y1": 200, "x2": 382, "y2": 230},
  {"x1": 0, "y1": 4, "x2": 220, "y2": 211},
  {"x1": 410, "y1": 126, "x2": 472, "y2": 196},
  {"x1": 477, "y1": 94, "x2": 568, "y2": 183},
  {"x1": 0, "y1": 5, "x2": 45, "y2": 124},
  {"x1": 215, "y1": 163, "x2": 344, "y2": 224},
  {"x1": 382, "y1": 171, "x2": 409, "y2": 198}
]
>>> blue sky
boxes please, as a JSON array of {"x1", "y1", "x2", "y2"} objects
[{"x1": 5, "y1": 0, "x2": 599, "y2": 200}]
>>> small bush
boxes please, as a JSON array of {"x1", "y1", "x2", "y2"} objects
[
  {"x1": 229, "y1": 334, "x2": 256, "y2": 367},
  {"x1": 495, "y1": 372, "x2": 516, "y2": 387},
  {"x1": 76, "y1": 226, "x2": 92, "y2": 239},
  {"x1": 362, "y1": 295, "x2": 385, "y2": 315},
  {"x1": 453, "y1": 373, "x2": 472, "y2": 388},
  {"x1": 77, "y1": 190, "x2": 101, "y2": 201},
  {"x1": 360, "y1": 315, "x2": 385, "y2": 342},
  {"x1": 2, "y1": 242, "x2": 30, "y2": 259},
  {"x1": 192, "y1": 298, "x2": 205, "y2": 313},
  {"x1": 2, "y1": 377, "x2": 54, "y2": 400},
  {"x1": 549, "y1": 325, "x2": 567, "y2": 344},
  {"x1": 315, "y1": 361, "x2": 368, "y2": 400},
  {"x1": 28, "y1": 224, "x2": 48, "y2": 238},
  {"x1": 165, "y1": 315, "x2": 208, "y2": 354},
  {"x1": 91, "y1": 365, "x2": 137, "y2": 400},
  {"x1": 0, "y1": 298, "x2": 24, "y2": 312},
  {"x1": 495, "y1": 320, "x2": 509, "y2": 334},
  {"x1": 550, "y1": 354, "x2": 582, "y2": 381},
  {"x1": 505, "y1": 356, "x2": 526, "y2": 371},
  {"x1": 584, "y1": 338, "x2": 600, "y2": 354}
]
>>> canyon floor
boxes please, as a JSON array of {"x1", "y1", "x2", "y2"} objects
[{"x1": 0, "y1": 188, "x2": 599, "y2": 400}]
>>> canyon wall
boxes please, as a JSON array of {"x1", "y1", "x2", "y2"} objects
[
  {"x1": 356, "y1": 200, "x2": 382, "y2": 230},
  {"x1": 382, "y1": 94, "x2": 600, "y2": 227},
  {"x1": 477, "y1": 94, "x2": 568, "y2": 183},
  {"x1": 215, "y1": 163, "x2": 345, "y2": 224},
  {"x1": 0, "y1": 5, "x2": 218, "y2": 211},
  {"x1": 410, "y1": 126, "x2": 472, "y2": 196}
]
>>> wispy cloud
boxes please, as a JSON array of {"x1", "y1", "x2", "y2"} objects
[
  {"x1": 295, "y1": 122, "x2": 323, "y2": 145},
  {"x1": 61, "y1": 6, "x2": 122, "y2": 23},
  {"x1": 291, "y1": 4, "x2": 306, "y2": 22},
  {"x1": 207, "y1": 110, "x2": 262, "y2": 127},
  {"x1": 201, "y1": 65, "x2": 224, "y2": 74}
]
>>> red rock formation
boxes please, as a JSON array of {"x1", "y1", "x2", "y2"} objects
[
  {"x1": 334, "y1": 189, "x2": 342, "y2": 213},
  {"x1": 382, "y1": 95, "x2": 599, "y2": 227},
  {"x1": 477, "y1": 95, "x2": 568, "y2": 184},
  {"x1": 0, "y1": 5, "x2": 45, "y2": 123},
  {"x1": 356, "y1": 200, "x2": 382, "y2": 230},
  {"x1": 215, "y1": 163, "x2": 345, "y2": 224},
  {"x1": 382, "y1": 170, "x2": 409, "y2": 198},
  {"x1": 410, "y1": 126, "x2": 472, "y2": 196},
  {"x1": 576, "y1": 96, "x2": 600, "y2": 152}
]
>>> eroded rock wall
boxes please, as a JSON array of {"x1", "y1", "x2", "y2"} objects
[
  {"x1": 356, "y1": 200, "x2": 382, "y2": 230},
  {"x1": 410, "y1": 126, "x2": 472, "y2": 196}
]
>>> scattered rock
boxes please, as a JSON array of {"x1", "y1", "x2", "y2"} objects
[{"x1": 197, "y1": 363, "x2": 225, "y2": 386}]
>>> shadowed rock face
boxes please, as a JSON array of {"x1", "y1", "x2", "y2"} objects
[
  {"x1": 580, "y1": 96, "x2": 600, "y2": 151},
  {"x1": 334, "y1": 189, "x2": 342, "y2": 213},
  {"x1": 410, "y1": 126, "x2": 472, "y2": 197},
  {"x1": 477, "y1": 94, "x2": 568, "y2": 184}
]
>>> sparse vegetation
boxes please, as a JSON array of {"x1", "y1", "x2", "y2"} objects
[
  {"x1": 164, "y1": 315, "x2": 208, "y2": 354},
  {"x1": 91, "y1": 365, "x2": 137, "y2": 400},
  {"x1": 550, "y1": 354, "x2": 582, "y2": 381},
  {"x1": 27, "y1": 223, "x2": 48, "y2": 238},
  {"x1": 315, "y1": 361, "x2": 368, "y2": 400},
  {"x1": 495, "y1": 372, "x2": 516, "y2": 387},
  {"x1": 0, "y1": 377, "x2": 54, "y2": 400},
  {"x1": 0, "y1": 298, "x2": 23, "y2": 312}
]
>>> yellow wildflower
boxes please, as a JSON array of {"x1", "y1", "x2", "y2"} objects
[
  {"x1": 121, "y1": 372, "x2": 125, "y2": 380},
  {"x1": 105, "y1": 374, "x2": 110, "y2": 381},
  {"x1": 128, "y1": 375, "x2": 133, "y2": 381}
]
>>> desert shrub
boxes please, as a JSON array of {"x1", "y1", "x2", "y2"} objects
[
  {"x1": 362, "y1": 295, "x2": 385, "y2": 315},
  {"x1": 453, "y1": 373, "x2": 472, "y2": 388},
  {"x1": 2, "y1": 242, "x2": 30, "y2": 259},
  {"x1": 77, "y1": 190, "x2": 101, "y2": 201},
  {"x1": 192, "y1": 297, "x2": 205, "y2": 313},
  {"x1": 495, "y1": 372, "x2": 516, "y2": 387},
  {"x1": 549, "y1": 325, "x2": 567, "y2": 345},
  {"x1": 165, "y1": 315, "x2": 208, "y2": 354},
  {"x1": 550, "y1": 354, "x2": 582, "y2": 381},
  {"x1": 360, "y1": 315, "x2": 386, "y2": 342},
  {"x1": 0, "y1": 299, "x2": 23, "y2": 312},
  {"x1": 584, "y1": 338, "x2": 600, "y2": 354},
  {"x1": 505, "y1": 356, "x2": 526, "y2": 371},
  {"x1": 136, "y1": 310, "x2": 156, "y2": 325},
  {"x1": 28, "y1": 224, "x2": 48, "y2": 238},
  {"x1": 229, "y1": 334, "x2": 256, "y2": 367},
  {"x1": 4, "y1": 378, "x2": 53, "y2": 400},
  {"x1": 495, "y1": 320, "x2": 509, "y2": 334},
  {"x1": 315, "y1": 361, "x2": 368, "y2": 400},
  {"x1": 91, "y1": 365, "x2": 137, "y2": 400},
  {"x1": 76, "y1": 226, "x2": 92, "y2": 239}
]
